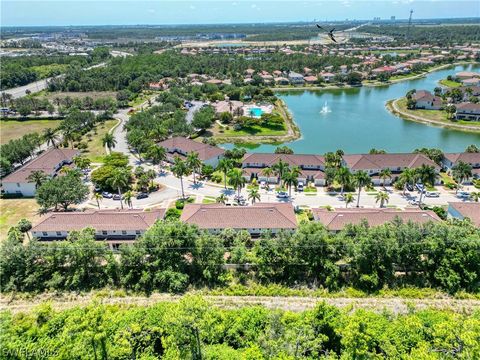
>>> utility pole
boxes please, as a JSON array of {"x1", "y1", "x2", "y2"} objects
[{"x1": 407, "y1": 9, "x2": 413, "y2": 41}]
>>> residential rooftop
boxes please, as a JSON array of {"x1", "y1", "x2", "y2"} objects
[
  {"x1": 158, "y1": 136, "x2": 224, "y2": 161},
  {"x1": 448, "y1": 202, "x2": 480, "y2": 227}
]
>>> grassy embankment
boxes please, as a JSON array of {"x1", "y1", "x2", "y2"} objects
[{"x1": 0, "y1": 199, "x2": 40, "y2": 241}]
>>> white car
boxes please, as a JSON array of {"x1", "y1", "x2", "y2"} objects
[
  {"x1": 425, "y1": 191, "x2": 440, "y2": 198},
  {"x1": 276, "y1": 191, "x2": 289, "y2": 198},
  {"x1": 456, "y1": 191, "x2": 470, "y2": 199}
]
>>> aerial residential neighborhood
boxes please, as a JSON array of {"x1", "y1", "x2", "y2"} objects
[{"x1": 1, "y1": 2, "x2": 480, "y2": 358}]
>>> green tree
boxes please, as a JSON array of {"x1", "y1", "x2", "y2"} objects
[
  {"x1": 344, "y1": 193, "x2": 355, "y2": 208},
  {"x1": 147, "y1": 145, "x2": 167, "y2": 173},
  {"x1": 272, "y1": 159, "x2": 289, "y2": 185},
  {"x1": 335, "y1": 166, "x2": 351, "y2": 196},
  {"x1": 217, "y1": 158, "x2": 233, "y2": 189},
  {"x1": 375, "y1": 191, "x2": 389, "y2": 208},
  {"x1": 353, "y1": 171, "x2": 372, "y2": 208},
  {"x1": 43, "y1": 127, "x2": 58, "y2": 147},
  {"x1": 171, "y1": 156, "x2": 190, "y2": 199},
  {"x1": 228, "y1": 168, "x2": 246, "y2": 198},
  {"x1": 107, "y1": 168, "x2": 130, "y2": 209},
  {"x1": 451, "y1": 160, "x2": 472, "y2": 193},
  {"x1": 94, "y1": 192, "x2": 102, "y2": 209},
  {"x1": 27, "y1": 170, "x2": 49, "y2": 188},
  {"x1": 16, "y1": 218, "x2": 32, "y2": 240},
  {"x1": 186, "y1": 151, "x2": 202, "y2": 185},
  {"x1": 36, "y1": 171, "x2": 89, "y2": 211},
  {"x1": 379, "y1": 168, "x2": 391, "y2": 188},
  {"x1": 399, "y1": 168, "x2": 416, "y2": 195},
  {"x1": 248, "y1": 188, "x2": 261, "y2": 204},
  {"x1": 415, "y1": 164, "x2": 438, "y2": 207},
  {"x1": 102, "y1": 132, "x2": 117, "y2": 152}
]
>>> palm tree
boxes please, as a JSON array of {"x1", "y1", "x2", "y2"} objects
[
  {"x1": 27, "y1": 170, "x2": 48, "y2": 188},
  {"x1": 399, "y1": 168, "x2": 416, "y2": 195},
  {"x1": 451, "y1": 161, "x2": 473, "y2": 194},
  {"x1": 282, "y1": 169, "x2": 298, "y2": 197},
  {"x1": 73, "y1": 156, "x2": 91, "y2": 172},
  {"x1": 102, "y1": 133, "x2": 117, "y2": 152},
  {"x1": 335, "y1": 166, "x2": 351, "y2": 195},
  {"x1": 379, "y1": 168, "x2": 392, "y2": 188},
  {"x1": 147, "y1": 145, "x2": 167, "y2": 173},
  {"x1": 94, "y1": 192, "x2": 103, "y2": 209},
  {"x1": 375, "y1": 191, "x2": 389, "y2": 208},
  {"x1": 228, "y1": 168, "x2": 246, "y2": 198},
  {"x1": 262, "y1": 167, "x2": 273, "y2": 184},
  {"x1": 107, "y1": 168, "x2": 130, "y2": 209},
  {"x1": 272, "y1": 159, "x2": 289, "y2": 185},
  {"x1": 171, "y1": 157, "x2": 190, "y2": 199},
  {"x1": 248, "y1": 188, "x2": 261, "y2": 204},
  {"x1": 353, "y1": 170, "x2": 372, "y2": 208},
  {"x1": 217, "y1": 158, "x2": 233, "y2": 189},
  {"x1": 146, "y1": 169, "x2": 157, "y2": 188},
  {"x1": 123, "y1": 190, "x2": 134, "y2": 208},
  {"x1": 470, "y1": 192, "x2": 480, "y2": 202},
  {"x1": 344, "y1": 193, "x2": 355, "y2": 208},
  {"x1": 186, "y1": 151, "x2": 202, "y2": 184},
  {"x1": 43, "y1": 128, "x2": 58, "y2": 148},
  {"x1": 216, "y1": 194, "x2": 227, "y2": 204},
  {"x1": 415, "y1": 165, "x2": 438, "y2": 208}
]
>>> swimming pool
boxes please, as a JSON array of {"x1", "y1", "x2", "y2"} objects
[{"x1": 250, "y1": 107, "x2": 263, "y2": 117}]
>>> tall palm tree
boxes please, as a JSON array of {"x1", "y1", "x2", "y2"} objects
[
  {"x1": 186, "y1": 151, "x2": 202, "y2": 184},
  {"x1": 272, "y1": 159, "x2": 289, "y2": 185},
  {"x1": 108, "y1": 168, "x2": 130, "y2": 209},
  {"x1": 248, "y1": 188, "x2": 261, "y2": 204},
  {"x1": 451, "y1": 161, "x2": 473, "y2": 194},
  {"x1": 375, "y1": 191, "x2": 389, "y2": 208},
  {"x1": 171, "y1": 157, "x2": 190, "y2": 199},
  {"x1": 217, "y1": 158, "x2": 233, "y2": 189},
  {"x1": 262, "y1": 167, "x2": 273, "y2": 183},
  {"x1": 102, "y1": 133, "x2": 117, "y2": 152},
  {"x1": 399, "y1": 168, "x2": 416, "y2": 195},
  {"x1": 415, "y1": 165, "x2": 438, "y2": 208},
  {"x1": 379, "y1": 168, "x2": 392, "y2": 188},
  {"x1": 43, "y1": 128, "x2": 58, "y2": 148},
  {"x1": 27, "y1": 170, "x2": 48, "y2": 188},
  {"x1": 147, "y1": 145, "x2": 167, "y2": 173},
  {"x1": 335, "y1": 166, "x2": 351, "y2": 195},
  {"x1": 94, "y1": 192, "x2": 102, "y2": 209},
  {"x1": 353, "y1": 170, "x2": 372, "y2": 208},
  {"x1": 228, "y1": 168, "x2": 246, "y2": 198},
  {"x1": 146, "y1": 169, "x2": 157, "y2": 188},
  {"x1": 282, "y1": 169, "x2": 299, "y2": 196},
  {"x1": 344, "y1": 193, "x2": 355, "y2": 208},
  {"x1": 123, "y1": 190, "x2": 134, "y2": 209}
]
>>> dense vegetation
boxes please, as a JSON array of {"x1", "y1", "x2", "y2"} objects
[
  {"x1": 1, "y1": 296, "x2": 479, "y2": 359},
  {"x1": 1, "y1": 219, "x2": 479, "y2": 295}
]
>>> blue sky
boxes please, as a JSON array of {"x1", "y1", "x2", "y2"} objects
[{"x1": 1, "y1": 0, "x2": 479, "y2": 27}]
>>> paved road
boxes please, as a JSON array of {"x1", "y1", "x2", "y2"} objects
[{"x1": 185, "y1": 101, "x2": 205, "y2": 124}]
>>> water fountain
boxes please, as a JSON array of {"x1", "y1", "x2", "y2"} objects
[{"x1": 320, "y1": 101, "x2": 331, "y2": 114}]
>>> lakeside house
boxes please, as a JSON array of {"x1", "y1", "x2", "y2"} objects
[
  {"x1": 442, "y1": 152, "x2": 480, "y2": 180},
  {"x1": 342, "y1": 153, "x2": 441, "y2": 185},
  {"x1": 412, "y1": 90, "x2": 443, "y2": 110},
  {"x1": 320, "y1": 72, "x2": 335, "y2": 82},
  {"x1": 288, "y1": 71, "x2": 304, "y2": 84},
  {"x1": 180, "y1": 202, "x2": 297, "y2": 236},
  {"x1": 312, "y1": 208, "x2": 440, "y2": 232},
  {"x1": 158, "y1": 137, "x2": 225, "y2": 167},
  {"x1": 461, "y1": 78, "x2": 480, "y2": 87},
  {"x1": 447, "y1": 202, "x2": 480, "y2": 227},
  {"x1": 455, "y1": 102, "x2": 480, "y2": 121},
  {"x1": 1, "y1": 148, "x2": 79, "y2": 196},
  {"x1": 31, "y1": 209, "x2": 166, "y2": 247},
  {"x1": 455, "y1": 71, "x2": 480, "y2": 80}
]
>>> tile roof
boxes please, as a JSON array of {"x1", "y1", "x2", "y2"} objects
[
  {"x1": 158, "y1": 137, "x2": 224, "y2": 161},
  {"x1": 448, "y1": 202, "x2": 480, "y2": 227},
  {"x1": 2, "y1": 148, "x2": 79, "y2": 184},
  {"x1": 32, "y1": 209, "x2": 166, "y2": 232},
  {"x1": 312, "y1": 208, "x2": 440, "y2": 231},
  {"x1": 342, "y1": 153, "x2": 439, "y2": 171},
  {"x1": 181, "y1": 203, "x2": 297, "y2": 230},
  {"x1": 456, "y1": 102, "x2": 480, "y2": 113},
  {"x1": 443, "y1": 152, "x2": 480, "y2": 165},
  {"x1": 242, "y1": 153, "x2": 325, "y2": 168}
]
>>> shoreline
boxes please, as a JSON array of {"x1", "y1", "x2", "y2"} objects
[{"x1": 386, "y1": 97, "x2": 480, "y2": 134}]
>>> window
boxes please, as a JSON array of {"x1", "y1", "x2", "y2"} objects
[
  {"x1": 102, "y1": 230, "x2": 107, "y2": 235},
  {"x1": 42, "y1": 232, "x2": 48, "y2": 236},
  {"x1": 122, "y1": 230, "x2": 127, "y2": 235},
  {"x1": 16, "y1": 183, "x2": 20, "y2": 187},
  {"x1": 135, "y1": 230, "x2": 141, "y2": 235},
  {"x1": 56, "y1": 231, "x2": 62, "y2": 236}
]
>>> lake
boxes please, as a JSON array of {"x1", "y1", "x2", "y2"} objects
[{"x1": 222, "y1": 64, "x2": 480, "y2": 154}]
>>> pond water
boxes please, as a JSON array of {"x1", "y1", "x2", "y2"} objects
[{"x1": 222, "y1": 64, "x2": 480, "y2": 154}]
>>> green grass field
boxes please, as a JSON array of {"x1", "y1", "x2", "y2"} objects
[
  {"x1": 439, "y1": 79, "x2": 462, "y2": 88},
  {"x1": 81, "y1": 119, "x2": 118, "y2": 162},
  {"x1": 217, "y1": 121, "x2": 287, "y2": 137},
  {"x1": 0, "y1": 199, "x2": 40, "y2": 241},
  {"x1": 0, "y1": 119, "x2": 62, "y2": 144}
]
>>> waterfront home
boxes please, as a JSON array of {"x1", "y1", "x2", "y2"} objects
[
  {"x1": 342, "y1": 153, "x2": 441, "y2": 185},
  {"x1": 442, "y1": 152, "x2": 480, "y2": 180},
  {"x1": 31, "y1": 209, "x2": 166, "y2": 247},
  {"x1": 242, "y1": 153, "x2": 326, "y2": 186},
  {"x1": 320, "y1": 72, "x2": 335, "y2": 82},
  {"x1": 461, "y1": 78, "x2": 480, "y2": 87},
  {"x1": 312, "y1": 208, "x2": 440, "y2": 232},
  {"x1": 274, "y1": 77, "x2": 290, "y2": 85},
  {"x1": 303, "y1": 75, "x2": 318, "y2": 84},
  {"x1": 288, "y1": 71, "x2": 305, "y2": 84},
  {"x1": 447, "y1": 202, "x2": 480, "y2": 227},
  {"x1": 412, "y1": 90, "x2": 443, "y2": 110},
  {"x1": 180, "y1": 203, "x2": 297, "y2": 236},
  {"x1": 1, "y1": 148, "x2": 79, "y2": 197},
  {"x1": 455, "y1": 102, "x2": 480, "y2": 121},
  {"x1": 158, "y1": 137, "x2": 225, "y2": 167},
  {"x1": 455, "y1": 71, "x2": 480, "y2": 80}
]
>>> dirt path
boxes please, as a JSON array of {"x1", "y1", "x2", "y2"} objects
[
  {"x1": 388, "y1": 98, "x2": 480, "y2": 133},
  {"x1": 2, "y1": 293, "x2": 479, "y2": 315}
]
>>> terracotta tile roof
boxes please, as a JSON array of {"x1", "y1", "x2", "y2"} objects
[
  {"x1": 342, "y1": 153, "x2": 439, "y2": 171},
  {"x1": 2, "y1": 148, "x2": 79, "y2": 184},
  {"x1": 456, "y1": 102, "x2": 480, "y2": 113},
  {"x1": 32, "y1": 209, "x2": 165, "y2": 232},
  {"x1": 448, "y1": 202, "x2": 480, "y2": 227},
  {"x1": 444, "y1": 152, "x2": 480, "y2": 166},
  {"x1": 412, "y1": 90, "x2": 435, "y2": 102},
  {"x1": 312, "y1": 208, "x2": 440, "y2": 231},
  {"x1": 158, "y1": 137, "x2": 224, "y2": 161},
  {"x1": 242, "y1": 153, "x2": 325, "y2": 168},
  {"x1": 181, "y1": 203, "x2": 297, "y2": 230}
]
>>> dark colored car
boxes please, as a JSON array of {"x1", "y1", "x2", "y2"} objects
[
  {"x1": 136, "y1": 192, "x2": 149, "y2": 200},
  {"x1": 113, "y1": 194, "x2": 122, "y2": 200}
]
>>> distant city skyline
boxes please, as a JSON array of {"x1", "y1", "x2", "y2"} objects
[{"x1": 1, "y1": 0, "x2": 479, "y2": 27}]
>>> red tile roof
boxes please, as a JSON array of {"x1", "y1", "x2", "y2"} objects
[
  {"x1": 312, "y1": 208, "x2": 440, "y2": 231},
  {"x1": 448, "y1": 202, "x2": 480, "y2": 227},
  {"x1": 181, "y1": 203, "x2": 297, "y2": 230},
  {"x1": 342, "y1": 153, "x2": 439, "y2": 171},
  {"x1": 444, "y1": 152, "x2": 480, "y2": 165},
  {"x1": 242, "y1": 153, "x2": 325, "y2": 168},
  {"x1": 158, "y1": 137, "x2": 224, "y2": 161},
  {"x1": 32, "y1": 209, "x2": 165, "y2": 232},
  {"x1": 2, "y1": 148, "x2": 79, "y2": 184}
]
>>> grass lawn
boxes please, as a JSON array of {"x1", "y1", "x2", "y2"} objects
[
  {"x1": 439, "y1": 79, "x2": 462, "y2": 88},
  {"x1": 81, "y1": 119, "x2": 118, "y2": 162},
  {"x1": 42, "y1": 91, "x2": 118, "y2": 101},
  {"x1": 202, "y1": 196, "x2": 216, "y2": 204},
  {"x1": 440, "y1": 172, "x2": 456, "y2": 185},
  {"x1": 0, "y1": 119, "x2": 62, "y2": 144},
  {"x1": 217, "y1": 121, "x2": 287, "y2": 137},
  {"x1": 0, "y1": 199, "x2": 40, "y2": 241}
]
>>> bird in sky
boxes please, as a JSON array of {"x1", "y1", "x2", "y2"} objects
[{"x1": 316, "y1": 24, "x2": 337, "y2": 43}]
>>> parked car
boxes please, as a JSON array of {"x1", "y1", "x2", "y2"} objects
[
  {"x1": 425, "y1": 191, "x2": 440, "y2": 198},
  {"x1": 113, "y1": 194, "x2": 122, "y2": 200},
  {"x1": 136, "y1": 192, "x2": 149, "y2": 200},
  {"x1": 94, "y1": 185, "x2": 101, "y2": 192},
  {"x1": 456, "y1": 191, "x2": 470, "y2": 199},
  {"x1": 406, "y1": 183, "x2": 414, "y2": 192},
  {"x1": 276, "y1": 191, "x2": 289, "y2": 198},
  {"x1": 409, "y1": 200, "x2": 419, "y2": 206},
  {"x1": 260, "y1": 181, "x2": 267, "y2": 189},
  {"x1": 415, "y1": 183, "x2": 425, "y2": 192},
  {"x1": 234, "y1": 195, "x2": 245, "y2": 202},
  {"x1": 297, "y1": 181, "x2": 304, "y2": 192},
  {"x1": 102, "y1": 191, "x2": 113, "y2": 199}
]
